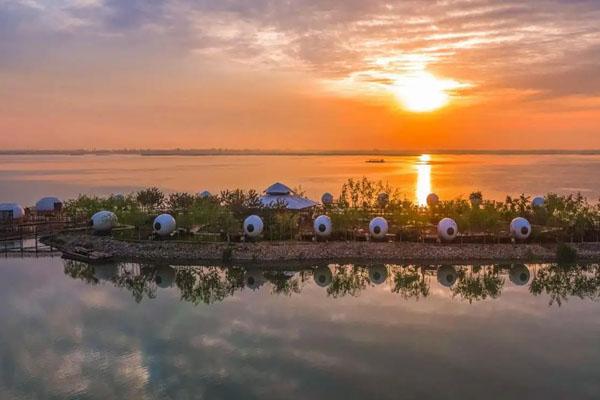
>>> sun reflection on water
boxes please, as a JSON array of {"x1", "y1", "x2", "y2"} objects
[{"x1": 416, "y1": 154, "x2": 432, "y2": 206}]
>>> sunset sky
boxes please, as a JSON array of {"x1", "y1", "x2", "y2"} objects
[{"x1": 1, "y1": 0, "x2": 600, "y2": 150}]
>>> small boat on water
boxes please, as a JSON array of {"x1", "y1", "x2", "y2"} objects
[
  {"x1": 366, "y1": 159, "x2": 385, "y2": 163},
  {"x1": 62, "y1": 246, "x2": 114, "y2": 263}
]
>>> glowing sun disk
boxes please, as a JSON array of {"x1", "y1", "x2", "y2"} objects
[{"x1": 393, "y1": 72, "x2": 462, "y2": 112}]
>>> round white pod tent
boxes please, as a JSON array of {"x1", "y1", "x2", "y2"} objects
[
  {"x1": 90, "y1": 211, "x2": 118, "y2": 232},
  {"x1": 313, "y1": 266, "x2": 333, "y2": 287},
  {"x1": 377, "y1": 192, "x2": 389, "y2": 208},
  {"x1": 243, "y1": 215, "x2": 264, "y2": 238},
  {"x1": 321, "y1": 192, "x2": 334, "y2": 206},
  {"x1": 509, "y1": 264, "x2": 530, "y2": 286},
  {"x1": 369, "y1": 217, "x2": 389, "y2": 240},
  {"x1": 437, "y1": 265, "x2": 458, "y2": 287},
  {"x1": 510, "y1": 217, "x2": 531, "y2": 240},
  {"x1": 244, "y1": 270, "x2": 265, "y2": 290},
  {"x1": 197, "y1": 190, "x2": 212, "y2": 199},
  {"x1": 153, "y1": 213, "x2": 176, "y2": 237},
  {"x1": 0, "y1": 203, "x2": 25, "y2": 220},
  {"x1": 369, "y1": 265, "x2": 388, "y2": 285},
  {"x1": 313, "y1": 215, "x2": 332, "y2": 237},
  {"x1": 35, "y1": 196, "x2": 62, "y2": 212},
  {"x1": 437, "y1": 218, "x2": 458, "y2": 241},
  {"x1": 532, "y1": 196, "x2": 545, "y2": 208},
  {"x1": 426, "y1": 193, "x2": 439, "y2": 207}
]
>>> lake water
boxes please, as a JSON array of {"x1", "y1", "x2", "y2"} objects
[
  {"x1": 1, "y1": 257, "x2": 599, "y2": 399},
  {"x1": 1, "y1": 153, "x2": 599, "y2": 206}
]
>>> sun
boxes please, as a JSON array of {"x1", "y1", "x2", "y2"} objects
[{"x1": 393, "y1": 72, "x2": 463, "y2": 112}]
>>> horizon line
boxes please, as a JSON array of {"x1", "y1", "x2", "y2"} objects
[{"x1": 1, "y1": 148, "x2": 600, "y2": 156}]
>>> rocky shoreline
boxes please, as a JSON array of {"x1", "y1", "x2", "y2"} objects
[{"x1": 41, "y1": 232, "x2": 600, "y2": 264}]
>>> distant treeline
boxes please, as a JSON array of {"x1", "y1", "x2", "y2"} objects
[{"x1": 2, "y1": 149, "x2": 600, "y2": 156}]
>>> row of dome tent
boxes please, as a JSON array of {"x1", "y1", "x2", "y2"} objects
[
  {"x1": 0, "y1": 197, "x2": 63, "y2": 222},
  {"x1": 89, "y1": 210, "x2": 534, "y2": 242},
  {"x1": 87, "y1": 182, "x2": 545, "y2": 240}
]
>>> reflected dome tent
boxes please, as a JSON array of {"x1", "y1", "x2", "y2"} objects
[
  {"x1": 259, "y1": 182, "x2": 318, "y2": 210},
  {"x1": 35, "y1": 196, "x2": 62, "y2": 212},
  {"x1": 0, "y1": 203, "x2": 25, "y2": 220},
  {"x1": 154, "y1": 266, "x2": 176, "y2": 288},
  {"x1": 313, "y1": 215, "x2": 332, "y2": 237},
  {"x1": 369, "y1": 265, "x2": 388, "y2": 285},
  {"x1": 437, "y1": 266, "x2": 458, "y2": 287},
  {"x1": 313, "y1": 266, "x2": 333, "y2": 287},
  {"x1": 244, "y1": 270, "x2": 266, "y2": 290},
  {"x1": 509, "y1": 264, "x2": 530, "y2": 286}
]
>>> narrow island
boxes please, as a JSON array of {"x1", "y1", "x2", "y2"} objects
[{"x1": 3, "y1": 178, "x2": 600, "y2": 264}]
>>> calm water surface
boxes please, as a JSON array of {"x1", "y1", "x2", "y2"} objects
[
  {"x1": 1, "y1": 154, "x2": 599, "y2": 205},
  {"x1": 1, "y1": 257, "x2": 599, "y2": 399}
]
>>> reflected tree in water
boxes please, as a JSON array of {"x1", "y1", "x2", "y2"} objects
[
  {"x1": 62, "y1": 260, "x2": 600, "y2": 306},
  {"x1": 452, "y1": 266, "x2": 505, "y2": 303},
  {"x1": 530, "y1": 264, "x2": 600, "y2": 306},
  {"x1": 112, "y1": 264, "x2": 159, "y2": 303},
  {"x1": 391, "y1": 266, "x2": 430, "y2": 299},
  {"x1": 263, "y1": 270, "x2": 308, "y2": 296},
  {"x1": 63, "y1": 260, "x2": 99, "y2": 285},
  {"x1": 175, "y1": 267, "x2": 245, "y2": 305},
  {"x1": 327, "y1": 265, "x2": 370, "y2": 298}
]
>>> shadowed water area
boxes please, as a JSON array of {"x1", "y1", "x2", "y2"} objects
[{"x1": 1, "y1": 257, "x2": 599, "y2": 399}]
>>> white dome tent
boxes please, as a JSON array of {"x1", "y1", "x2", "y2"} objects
[
  {"x1": 437, "y1": 218, "x2": 458, "y2": 241},
  {"x1": 510, "y1": 217, "x2": 532, "y2": 240},
  {"x1": 35, "y1": 196, "x2": 63, "y2": 213},
  {"x1": 369, "y1": 217, "x2": 388, "y2": 240},
  {"x1": 0, "y1": 203, "x2": 25, "y2": 220},
  {"x1": 377, "y1": 192, "x2": 389, "y2": 208},
  {"x1": 259, "y1": 182, "x2": 318, "y2": 210},
  {"x1": 90, "y1": 211, "x2": 118, "y2": 233},
  {"x1": 153, "y1": 214, "x2": 176, "y2": 237},
  {"x1": 532, "y1": 196, "x2": 545, "y2": 208},
  {"x1": 243, "y1": 215, "x2": 264, "y2": 238},
  {"x1": 313, "y1": 215, "x2": 332, "y2": 238},
  {"x1": 426, "y1": 193, "x2": 439, "y2": 207},
  {"x1": 321, "y1": 192, "x2": 334, "y2": 206}
]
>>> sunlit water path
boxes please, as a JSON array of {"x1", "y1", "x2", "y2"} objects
[
  {"x1": 1, "y1": 154, "x2": 599, "y2": 205},
  {"x1": 1, "y1": 257, "x2": 599, "y2": 399}
]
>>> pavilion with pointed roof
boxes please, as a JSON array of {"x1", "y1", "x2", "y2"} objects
[{"x1": 259, "y1": 182, "x2": 318, "y2": 210}]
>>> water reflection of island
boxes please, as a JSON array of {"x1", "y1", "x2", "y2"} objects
[{"x1": 63, "y1": 261, "x2": 600, "y2": 306}]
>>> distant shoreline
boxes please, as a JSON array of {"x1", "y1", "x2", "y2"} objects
[{"x1": 2, "y1": 149, "x2": 600, "y2": 157}]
